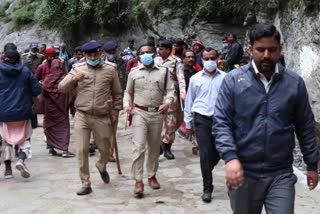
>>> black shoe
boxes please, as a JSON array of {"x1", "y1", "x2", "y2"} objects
[
  {"x1": 163, "y1": 143, "x2": 175, "y2": 160},
  {"x1": 48, "y1": 148, "x2": 58, "y2": 156},
  {"x1": 96, "y1": 165, "x2": 110, "y2": 184},
  {"x1": 77, "y1": 187, "x2": 92, "y2": 196},
  {"x1": 201, "y1": 192, "x2": 212, "y2": 203},
  {"x1": 159, "y1": 145, "x2": 163, "y2": 155},
  {"x1": 89, "y1": 145, "x2": 95, "y2": 156}
]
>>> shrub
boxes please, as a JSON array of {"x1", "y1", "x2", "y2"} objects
[
  {"x1": 12, "y1": 4, "x2": 38, "y2": 29},
  {"x1": 0, "y1": 1, "x2": 11, "y2": 18}
]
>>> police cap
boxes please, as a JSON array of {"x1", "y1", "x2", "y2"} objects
[
  {"x1": 103, "y1": 41, "x2": 118, "y2": 52},
  {"x1": 81, "y1": 40, "x2": 101, "y2": 53},
  {"x1": 30, "y1": 42, "x2": 39, "y2": 49},
  {"x1": 158, "y1": 40, "x2": 172, "y2": 49}
]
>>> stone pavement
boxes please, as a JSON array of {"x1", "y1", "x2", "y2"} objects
[{"x1": 0, "y1": 115, "x2": 319, "y2": 214}]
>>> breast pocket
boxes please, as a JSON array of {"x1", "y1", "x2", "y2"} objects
[{"x1": 134, "y1": 76, "x2": 146, "y2": 89}]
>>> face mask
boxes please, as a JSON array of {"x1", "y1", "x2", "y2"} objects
[
  {"x1": 223, "y1": 43, "x2": 229, "y2": 48},
  {"x1": 30, "y1": 52, "x2": 37, "y2": 56},
  {"x1": 86, "y1": 59, "x2": 100, "y2": 67},
  {"x1": 203, "y1": 60, "x2": 217, "y2": 72},
  {"x1": 140, "y1": 53, "x2": 154, "y2": 66},
  {"x1": 106, "y1": 54, "x2": 115, "y2": 61}
]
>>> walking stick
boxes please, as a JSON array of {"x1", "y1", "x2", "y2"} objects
[{"x1": 111, "y1": 115, "x2": 122, "y2": 175}]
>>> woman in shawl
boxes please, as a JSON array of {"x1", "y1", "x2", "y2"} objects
[{"x1": 42, "y1": 57, "x2": 75, "y2": 158}]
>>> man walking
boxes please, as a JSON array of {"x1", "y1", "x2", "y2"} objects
[
  {"x1": 213, "y1": 24, "x2": 319, "y2": 214},
  {"x1": 123, "y1": 44, "x2": 175, "y2": 198},
  {"x1": 155, "y1": 40, "x2": 186, "y2": 160},
  {"x1": 58, "y1": 40, "x2": 122, "y2": 196},
  {"x1": 184, "y1": 47, "x2": 225, "y2": 202}
]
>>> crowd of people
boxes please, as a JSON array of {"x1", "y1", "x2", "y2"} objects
[{"x1": 0, "y1": 23, "x2": 318, "y2": 213}]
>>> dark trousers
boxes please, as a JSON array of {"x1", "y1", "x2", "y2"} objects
[
  {"x1": 194, "y1": 113, "x2": 220, "y2": 193},
  {"x1": 228, "y1": 173, "x2": 297, "y2": 214}
]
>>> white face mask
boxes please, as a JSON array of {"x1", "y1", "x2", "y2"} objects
[{"x1": 203, "y1": 60, "x2": 217, "y2": 72}]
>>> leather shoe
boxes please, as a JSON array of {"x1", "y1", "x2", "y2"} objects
[
  {"x1": 148, "y1": 176, "x2": 160, "y2": 189},
  {"x1": 99, "y1": 170, "x2": 110, "y2": 184},
  {"x1": 163, "y1": 143, "x2": 175, "y2": 160},
  {"x1": 77, "y1": 187, "x2": 92, "y2": 196},
  {"x1": 202, "y1": 192, "x2": 212, "y2": 203},
  {"x1": 134, "y1": 180, "x2": 144, "y2": 198}
]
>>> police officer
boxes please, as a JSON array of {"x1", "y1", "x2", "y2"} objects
[
  {"x1": 123, "y1": 44, "x2": 175, "y2": 198},
  {"x1": 102, "y1": 40, "x2": 127, "y2": 162},
  {"x1": 22, "y1": 42, "x2": 45, "y2": 73},
  {"x1": 103, "y1": 41, "x2": 127, "y2": 94},
  {"x1": 155, "y1": 40, "x2": 186, "y2": 160},
  {"x1": 58, "y1": 40, "x2": 123, "y2": 196}
]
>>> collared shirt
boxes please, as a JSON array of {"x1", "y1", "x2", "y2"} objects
[
  {"x1": 123, "y1": 64, "x2": 175, "y2": 108},
  {"x1": 252, "y1": 60, "x2": 279, "y2": 93},
  {"x1": 154, "y1": 55, "x2": 186, "y2": 94},
  {"x1": 184, "y1": 69, "x2": 226, "y2": 129}
]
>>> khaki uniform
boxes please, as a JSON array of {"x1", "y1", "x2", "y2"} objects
[
  {"x1": 58, "y1": 61, "x2": 122, "y2": 188},
  {"x1": 22, "y1": 53, "x2": 45, "y2": 73},
  {"x1": 123, "y1": 64, "x2": 175, "y2": 180},
  {"x1": 155, "y1": 55, "x2": 186, "y2": 145}
]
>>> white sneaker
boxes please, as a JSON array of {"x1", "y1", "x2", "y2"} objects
[{"x1": 15, "y1": 160, "x2": 30, "y2": 178}]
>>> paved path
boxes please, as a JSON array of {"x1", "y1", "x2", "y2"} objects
[{"x1": 0, "y1": 115, "x2": 319, "y2": 213}]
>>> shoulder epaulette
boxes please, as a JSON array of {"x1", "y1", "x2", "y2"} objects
[{"x1": 104, "y1": 61, "x2": 117, "y2": 68}]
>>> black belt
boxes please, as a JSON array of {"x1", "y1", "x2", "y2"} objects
[{"x1": 195, "y1": 112, "x2": 213, "y2": 120}]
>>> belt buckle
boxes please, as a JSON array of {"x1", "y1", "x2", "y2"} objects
[{"x1": 148, "y1": 107, "x2": 157, "y2": 112}]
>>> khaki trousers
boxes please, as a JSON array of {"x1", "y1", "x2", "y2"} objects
[
  {"x1": 131, "y1": 108, "x2": 164, "y2": 180},
  {"x1": 75, "y1": 111, "x2": 112, "y2": 188}
]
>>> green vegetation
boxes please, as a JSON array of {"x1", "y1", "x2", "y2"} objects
[
  {"x1": 12, "y1": 4, "x2": 38, "y2": 29},
  {"x1": 292, "y1": 0, "x2": 301, "y2": 9},
  {"x1": 0, "y1": 1, "x2": 11, "y2": 18}
]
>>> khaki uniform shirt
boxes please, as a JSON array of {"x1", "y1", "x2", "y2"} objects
[
  {"x1": 154, "y1": 55, "x2": 186, "y2": 94},
  {"x1": 58, "y1": 61, "x2": 122, "y2": 115},
  {"x1": 123, "y1": 64, "x2": 175, "y2": 108},
  {"x1": 22, "y1": 53, "x2": 45, "y2": 73}
]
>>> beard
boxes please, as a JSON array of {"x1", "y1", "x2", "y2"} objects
[{"x1": 257, "y1": 59, "x2": 276, "y2": 74}]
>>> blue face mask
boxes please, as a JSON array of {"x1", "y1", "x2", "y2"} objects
[
  {"x1": 106, "y1": 54, "x2": 115, "y2": 61},
  {"x1": 86, "y1": 59, "x2": 100, "y2": 66},
  {"x1": 140, "y1": 53, "x2": 154, "y2": 66},
  {"x1": 223, "y1": 43, "x2": 229, "y2": 48},
  {"x1": 203, "y1": 60, "x2": 217, "y2": 72}
]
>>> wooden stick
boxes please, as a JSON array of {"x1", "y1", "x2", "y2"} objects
[{"x1": 111, "y1": 120, "x2": 122, "y2": 175}]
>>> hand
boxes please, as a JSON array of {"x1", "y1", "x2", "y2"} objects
[
  {"x1": 307, "y1": 170, "x2": 319, "y2": 190},
  {"x1": 180, "y1": 92, "x2": 186, "y2": 101},
  {"x1": 158, "y1": 103, "x2": 169, "y2": 114},
  {"x1": 111, "y1": 114, "x2": 119, "y2": 126},
  {"x1": 72, "y1": 72, "x2": 85, "y2": 81},
  {"x1": 186, "y1": 128, "x2": 194, "y2": 137},
  {"x1": 121, "y1": 106, "x2": 130, "y2": 115},
  {"x1": 225, "y1": 159, "x2": 243, "y2": 189}
]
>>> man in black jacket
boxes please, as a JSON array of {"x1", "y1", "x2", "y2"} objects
[{"x1": 213, "y1": 24, "x2": 318, "y2": 214}]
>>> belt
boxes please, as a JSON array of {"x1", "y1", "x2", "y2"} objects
[
  {"x1": 134, "y1": 103, "x2": 159, "y2": 112},
  {"x1": 195, "y1": 112, "x2": 213, "y2": 120}
]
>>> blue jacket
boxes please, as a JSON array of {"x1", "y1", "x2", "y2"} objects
[
  {"x1": 213, "y1": 63, "x2": 319, "y2": 178},
  {"x1": 0, "y1": 61, "x2": 42, "y2": 122}
]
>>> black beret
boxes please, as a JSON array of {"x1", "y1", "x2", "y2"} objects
[
  {"x1": 103, "y1": 41, "x2": 118, "y2": 51},
  {"x1": 159, "y1": 40, "x2": 172, "y2": 49},
  {"x1": 81, "y1": 40, "x2": 101, "y2": 53}
]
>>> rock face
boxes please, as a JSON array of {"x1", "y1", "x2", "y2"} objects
[{"x1": 0, "y1": 22, "x2": 61, "y2": 52}]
